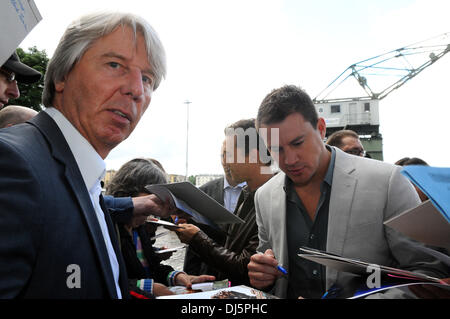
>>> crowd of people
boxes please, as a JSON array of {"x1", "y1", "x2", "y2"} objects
[{"x1": 0, "y1": 11, "x2": 448, "y2": 299}]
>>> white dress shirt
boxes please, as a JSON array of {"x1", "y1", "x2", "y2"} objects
[
  {"x1": 223, "y1": 178, "x2": 246, "y2": 213},
  {"x1": 44, "y1": 107, "x2": 122, "y2": 299}
]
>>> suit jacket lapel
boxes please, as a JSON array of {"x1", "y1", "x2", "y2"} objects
[
  {"x1": 270, "y1": 173, "x2": 289, "y2": 269},
  {"x1": 99, "y1": 194, "x2": 130, "y2": 298},
  {"x1": 265, "y1": 173, "x2": 290, "y2": 296},
  {"x1": 28, "y1": 112, "x2": 119, "y2": 298},
  {"x1": 325, "y1": 149, "x2": 357, "y2": 289},
  {"x1": 218, "y1": 177, "x2": 225, "y2": 205}
]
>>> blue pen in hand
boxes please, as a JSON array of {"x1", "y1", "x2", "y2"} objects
[
  {"x1": 277, "y1": 264, "x2": 288, "y2": 276},
  {"x1": 257, "y1": 251, "x2": 288, "y2": 276}
]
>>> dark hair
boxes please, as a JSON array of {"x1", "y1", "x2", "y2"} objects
[
  {"x1": 256, "y1": 85, "x2": 318, "y2": 129},
  {"x1": 226, "y1": 118, "x2": 256, "y2": 132},
  {"x1": 225, "y1": 119, "x2": 256, "y2": 156},
  {"x1": 326, "y1": 129, "x2": 359, "y2": 148},
  {"x1": 225, "y1": 118, "x2": 272, "y2": 165},
  {"x1": 147, "y1": 158, "x2": 166, "y2": 173},
  {"x1": 105, "y1": 158, "x2": 167, "y2": 197},
  {"x1": 225, "y1": 118, "x2": 270, "y2": 163},
  {"x1": 395, "y1": 157, "x2": 429, "y2": 166}
]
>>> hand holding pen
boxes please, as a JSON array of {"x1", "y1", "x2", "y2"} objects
[
  {"x1": 258, "y1": 251, "x2": 288, "y2": 275},
  {"x1": 248, "y1": 249, "x2": 287, "y2": 290}
]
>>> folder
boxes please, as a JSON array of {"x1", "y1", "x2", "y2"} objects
[
  {"x1": 401, "y1": 165, "x2": 450, "y2": 223},
  {"x1": 298, "y1": 247, "x2": 444, "y2": 284},
  {"x1": 0, "y1": 0, "x2": 42, "y2": 65},
  {"x1": 382, "y1": 165, "x2": 450, "y2": 249},
  {"x1": 145, "y1": 182, "x2": 244, "y2": 230},
  {"x1": 385, "y1": 200, "x2": 450, "y2": 249}
]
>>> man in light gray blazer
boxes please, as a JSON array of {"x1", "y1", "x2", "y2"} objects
[{"x1": 247, "y1": 85, "x2": 448, "y2": 299}]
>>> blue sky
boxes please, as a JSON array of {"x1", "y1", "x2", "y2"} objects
[{"x1": 20, "y1": 0, "x2": 450, "y2": 175}]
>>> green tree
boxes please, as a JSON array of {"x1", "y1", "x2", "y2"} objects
[
  {"x1": 188, "y1": 175, "x2": 196, "y2": 185},
  {"x1": 12, "y1": 46, "x2": 49, "y2": 111}
]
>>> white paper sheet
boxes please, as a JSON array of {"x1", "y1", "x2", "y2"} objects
[{"x1": 0, "y1": 0, "x2": 42, "y2": 65}]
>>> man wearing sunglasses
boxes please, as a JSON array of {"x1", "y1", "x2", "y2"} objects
[
  {"x1": 0, "y1": 51, "x2": 42, "y2": 109},
  {"x1": 325, "y1": 129, "x2": 366, "y2": 157}
]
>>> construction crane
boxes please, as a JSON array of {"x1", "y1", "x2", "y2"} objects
[{"x1": 312, "y1": 33, "x2": 450, "y2": 160}]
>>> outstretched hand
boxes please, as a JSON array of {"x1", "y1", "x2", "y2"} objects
[
  {"x1": 175, "y1": 273, "x2": 216, "y2": 289},
  {"x1": 131, "y1": 194, "x2": 176, "y2": 227}
]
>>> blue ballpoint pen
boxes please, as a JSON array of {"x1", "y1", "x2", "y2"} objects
[
  {"x1": 257, "y1": 252, "x2": 288, "y2": 275},
  {"x1": 277, "y1": 264, "x2": 288, "y2": 275}
]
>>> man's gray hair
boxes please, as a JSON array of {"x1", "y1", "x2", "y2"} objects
[{"x1": 42, "y1": 11, "x2": 167, "y2": 107}]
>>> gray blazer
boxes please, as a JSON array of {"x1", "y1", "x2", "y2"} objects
[{"x1": 254, "y1": 147, "x2": 448, "y2": 298}]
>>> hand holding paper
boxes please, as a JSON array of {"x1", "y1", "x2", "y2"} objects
[
  {"x1": 174, "y1": 273, "x2": 216, "y2": 290},
  {"x1": 131, "y1": 194, "x2": 176, "y2": 227},
  {"x1": 174, "y1": 223, "x2": 201, "y2": 243}
]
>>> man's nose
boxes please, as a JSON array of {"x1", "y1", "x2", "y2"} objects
[
  {"x1": 122, "y1": 68, "x2": 145, "y2": 102},
  {"x1": 284, "y1": 148, "x2": 298, "y2": 166},
  {"x1": 7, "y1": 81, "x2": 20, "y2": 100}
]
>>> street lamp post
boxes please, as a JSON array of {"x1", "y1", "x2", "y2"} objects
[{"x1": 184, "y1": 100, "x2": 191, "y2": 182}]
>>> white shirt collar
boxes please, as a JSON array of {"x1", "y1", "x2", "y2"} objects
[
  {"x1": 44, "y1": 107, "x2": 106, "y2": 192},
  {"x1": 223, "y1": 176, "x2": 246, "y2": 190}
]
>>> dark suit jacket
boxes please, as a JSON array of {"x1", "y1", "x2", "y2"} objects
[
  {"x1": 199, "y1": 177, "x2": 224, "y2": 205},
  {"x1": 0, "y1": 112, "x2": 128, "y2": 298}
]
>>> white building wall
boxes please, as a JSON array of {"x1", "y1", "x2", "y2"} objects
[{"x1": 315, "y1": 99, "x2": 379, "y2": 128}]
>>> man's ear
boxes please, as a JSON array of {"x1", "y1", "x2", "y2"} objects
[
  {"x1": 54, "y1": 81, "x2": 65, "y2": 93},
  {"x1": 317, "y1": 117, "x2": 327, "y2": 140}
]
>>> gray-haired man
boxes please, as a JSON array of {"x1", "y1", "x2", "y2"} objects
[{"x1": 0, "y1": 12, "x2": 171, "y2": 299}]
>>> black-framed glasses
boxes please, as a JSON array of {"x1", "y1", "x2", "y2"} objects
[
  {"x1": 0, "y1": 68, "x2": 16, "y2": 83},
  {"x1": 345, "y1": 148, "x2": 366, "y2": 157}
]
